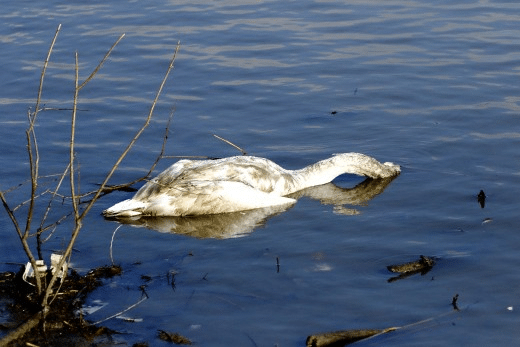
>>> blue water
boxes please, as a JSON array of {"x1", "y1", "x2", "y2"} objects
[{"x1": 2, "y1": 1, "x2": 520, "y2": 346}]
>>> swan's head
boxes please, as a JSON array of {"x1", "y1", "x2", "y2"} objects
[
  {"x1": 330, "y1": 153, "x2": 401, "y2": 178},
  {"x1": 383, "y1": 161, "x2": 401, "y2": 175}
]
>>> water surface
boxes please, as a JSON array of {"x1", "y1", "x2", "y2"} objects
[{"x1": 1, "y1": 1, "x2": 520, "y2": 346}]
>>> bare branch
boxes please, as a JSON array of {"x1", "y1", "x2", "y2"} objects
[
  {"x1": 32, "y1": 23, "x2": 61, "y2": 125},
  {"x1": 92, "y1": 290, "x2": 148, "y2": 325},
  {"x1": 38, "y1": 162, "x2": 71, "y2": 233},
  {"x1": 17, "y1": 25, "x2": 62, "y2": 291},
  {"x1": 43, "y1": 40, "x2": 180, "y2": 310},
  {"x1": 0, "y1": 191, "x2": 42, "y2": 292},
  {"x1": 70, "y1": 51, "x2": 80, "y2": 219},
  {"x1": 96, "y1": 104, "x2": 176, "y2": 194},
  {"x1": 78, "y1": 33, "x2": 125, "y2": 90},
  {"x1": 0, "y1": 192, "x2": 24, "y2": 240},
  {"x1": 162, "y1": 155, "x2": 219, "y2": 160},
  {"x1": 81, "y1": 41, "x2": 181, "y2": 219},
  {"x1": 109, "y1": 225, "x2": 123, "y2": 265}
]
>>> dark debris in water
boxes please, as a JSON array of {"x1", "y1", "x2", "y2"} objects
[
  {"x1": 0, "y1": 264, "x2": 122, "y2": 346},
  {"x1": 306, "y1": 327, "x2": 396, "y2": 347},
  {"x1": 158, "y1": 330, "x2": 192, "y2": 345},
  {"x1": 452, "y1": 293, "x2": 460, "y2": 311},
  {"x1": 86, "y1": 264, "x2": 123, "y2": 279},
  {"x1": 387, "y1": 255, "x2": 435, "y2": 282},
  {"x1": 477, "y1": 190, "x2": 486, "y2": 208}
]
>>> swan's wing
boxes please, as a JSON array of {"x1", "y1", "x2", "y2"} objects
[{"x1": 145, "y1": 180, "x2": 296, "y2": 216}]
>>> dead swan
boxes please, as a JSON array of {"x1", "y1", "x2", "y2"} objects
[{"x1": 103, "y1": 153, "x2": 400, "y2": 217}]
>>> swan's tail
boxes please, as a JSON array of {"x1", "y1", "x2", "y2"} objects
[{"x1": 103, "y1": 199, "x2": 146, "y2": 217}]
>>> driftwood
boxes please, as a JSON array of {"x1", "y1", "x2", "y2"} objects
[
  {"x1": 387, "y1": 255, "x2": 435, "y2": 274},
  {"x1": 306, "y1": 293, "x2": 463, "y2": 347},
  {"x1": 306, "y1": 327, "x2": 397, "y2": 347},
  {"x1": 158, "y1": 330, "x2": 192, "y2": 345},
  {"x1": 387, "y1": 255, "x2": 435, "y2": 282}
]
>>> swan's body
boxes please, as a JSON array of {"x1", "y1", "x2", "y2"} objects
[{"x1": 103, "y1": 153, "x2": 400, "y2": 217}]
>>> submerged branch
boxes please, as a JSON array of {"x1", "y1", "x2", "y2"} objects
[
  {"x1": 92, "y1": 289, "x2": 149, "y2": 325},
  {"x1": 0, "y1": 310, "x2": 47, "y2": 347}
]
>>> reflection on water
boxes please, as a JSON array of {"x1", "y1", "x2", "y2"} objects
[
  {"x1": 106, "y1": 177, "x2": 397, "y2": 238},
  {"x1": 289, "y1": 176, "x2": 399, "y2": 215},
  {"x1": 109, "y1": 204, "x2": 292, "y2": 239}
]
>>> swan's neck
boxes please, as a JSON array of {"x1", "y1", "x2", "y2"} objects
[{"x1": 291, "y1": 153, "x2": 400, "y2": 192}]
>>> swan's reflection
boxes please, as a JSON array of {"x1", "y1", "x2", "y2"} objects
[
  {"x1": 288, "y1": 176, "x2": 398, "y2": 215},
  {"x1": 107, "y1": 176, "x2": 397, "y2": 239}
]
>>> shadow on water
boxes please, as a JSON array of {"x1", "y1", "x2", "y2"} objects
[{"x1": 104, "y1": 177, "x2": 398, "y2": 239}]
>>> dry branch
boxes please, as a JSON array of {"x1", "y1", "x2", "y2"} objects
[
  {"x1": 0, "y1": 26, "x2": 181, "y2": 345},
  {"x1": 213, "y1": 134, "x2": 247, "y2": 155}
]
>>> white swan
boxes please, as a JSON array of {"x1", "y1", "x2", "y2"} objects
[{"x1": 103, "y1": 153, "x2": 400, "y2": 217}]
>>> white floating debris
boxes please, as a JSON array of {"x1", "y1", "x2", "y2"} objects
[
  {"x1": 22, "y1": 253, "x2": 69, "y2": 286},
  {"x1": 116, "y1": 315, "x2": 143, "y2": 323},
  {"x1": 482, "y1": 217, "x2": 493, "y2": 224},
  {"x1": 507, "y1": 306, "x2": 513, "y2": 311},
  {"x1": 312, "y1": 263, "x2": 332, "y2": 272},
  {"x1": 50, "y1": 253, "x2": 68, "y2": 279},
  {"x1": 22, "y1": 260, "x2": 48, "y2": 286},
  {"x1": 79, "y1": 299, "x2": 108, "y2": 315}
]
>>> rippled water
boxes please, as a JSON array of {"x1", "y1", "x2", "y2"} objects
[{"x1": 2, "y1": 1, "x2": 520, "y2": 346}]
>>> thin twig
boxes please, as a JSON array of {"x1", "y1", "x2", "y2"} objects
[
  {"x1": 0, "y1": 192, "x2": 24, "y2": 241},
  {"x1": 33, "y1": 24, "x2": 61, "y2": 125},
  {"x1": 15, "y1": 24, "x2": 62, "y2": 293},
  {"x1": 102, "y1": 104, "x2": 176, "y2": 192},
  {"x1": 70, "y1": 51, "x2": 80, "y2": 219},
  {"x1": 38, "y1": 162, "x2": 71, "y2": 235},
  {"x1": 41, "y1": 107, "x2": 89, "y2": 112},
  {"x1": 360, "y1": 308, "x2": 460, "y2": 344},
  {"x1": 41, "y1": 36, "x2": 129, "y2": 309},
  {"x1": 1, "y1": 191, "x2": 42, "y2": 293},
  {"x1": 24, "y1": 127, "x2": 38, "y2": 238},
  {"x1": 161, "y1": 155, "x2": 218, "y2": 159},
  {"x1": 39, "y1": 213, "x2": 73, "y2": 241},
  {"x1": 24, "y1": 23, "x2": 61, "y2": 247},
  {"x1": 12, "y1": 189, "x2": 52, "y2": 212},
  {"x1": 149, "y1": 105, "x2": 176, "y2": 175},
  {"x1": 109, "y1": 225, "x2": 122, "y2": 265},
  {"x1": 82, "y1": 40, "x2": 181, "y2": 216},
  {"x1": 92, "y1": 291, "x2": 149, "y2": 325},
  {"x1": 78, "y1": 33, "x2": 125, "y2": 90},
  {"x1": 213, "y1": 134, "x2": 247, "y2": 155},
  {"x1": 43, "y1": 40, "x2": 181, "y2": 310}
]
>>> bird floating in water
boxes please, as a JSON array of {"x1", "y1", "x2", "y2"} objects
[{"x1": 103, "y1": 153, "x2": 400, "y2": 217}]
